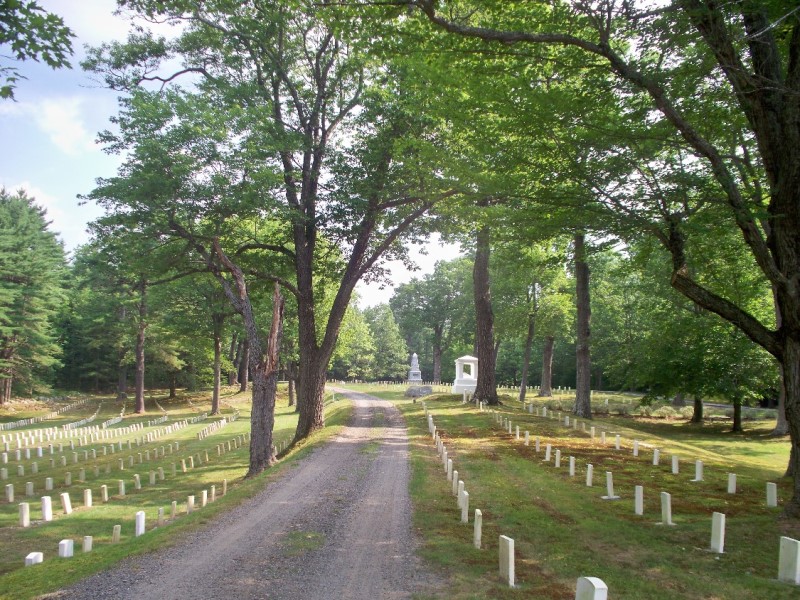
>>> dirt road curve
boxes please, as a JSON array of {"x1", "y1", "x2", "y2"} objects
[{"x1": 57, "y1": 389, "x2": 443, "y2": 600}]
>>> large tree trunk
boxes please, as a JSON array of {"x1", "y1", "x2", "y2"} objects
[
  {"x1": 518, "y1": 314, "x2": 535, "y2": 403},
  {"x1": 473, "y1": 223, "x2": 499, "y2": 405},
  {"x1": 227, "y1": 331, "x2": 239, "y2": 386},
  {"x1": 134, "y1": 281, "x2": 147, "y2": 414},
  {"x1": 238, "y1": 339, "x2": 250, "y2": 393},
  {"x1": 539, "y1": 335, "x2": 555, "y2": 397},
  {"x1": 691, "y1": 396, "x2": 704, "y2": 423},
  {"x1": 432, "y1": 324, "x2": 444, "y2": 382},
  {"x1": 782, "y1": 338, "x2": 800, "y2": 515},
  {"x1": 247, "y1": 284, "x2": 285, "y2": 477},
  {"x1": 672, "y1": 392, "x2": 686, "y2": 407},
  {"x1": 773, "y1": 376, "x2": 789, "y2": 436},
  {"x1": 574, "y1": 233, "x2": 592, "y2": 418},
  {"x1": 211, "y1": 314, "x2": 224, "y2": 415}
]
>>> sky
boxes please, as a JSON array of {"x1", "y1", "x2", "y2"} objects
[{"x1": 0, "y1": 1, "x2": 462, "y2": 307}]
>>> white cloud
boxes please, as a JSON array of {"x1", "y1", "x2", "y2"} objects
[{"x1": 33, "y1": 97, "x2": 98, "y2": 157}]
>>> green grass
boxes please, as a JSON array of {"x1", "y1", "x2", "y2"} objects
[
  {"x1": 341, "y1": 385, "x2": 797, "y2": 599},
  {"x1": 0, "y1": 386, "x2": 353, "y2": 600}
]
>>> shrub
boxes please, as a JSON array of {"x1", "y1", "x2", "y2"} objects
[{"x1": 652, "y1": 406, "x2": 678, "y2": 419}]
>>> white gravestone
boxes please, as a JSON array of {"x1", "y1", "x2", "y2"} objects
[
  {"x1": 575, "y1": 576, "x2": 608, "y2": 600},
  {"x1": 634, "y1": 486, "x2": 644, "y2": 516},
  {"x1": 499, "y1": 535, "x2": 515, "y2": 587},
  {"x1": 767, "y1": 482, "x2": 778, "y2": 508},
  {"x1": 601, "y1": 472, "x2": 620, "y2": 500},
  {"x1": 711, "y1": 512, "x2": 725, "y2": 553},
  {"x1": 474, "y1": 509, "x2": 482, "y2": 549},
  {"x1": 41, "y1": 496, "x2": 53, "y2": 521},
  {"x1": 660, "y1": 492, "x2": 675, "y2": 526},
  {"x1": 778, "y1": 536, "x2": 800, "y2": 584},
  {"x1": 135, "y1": 510, "x2": 145, "y2": 536},
  {"x1": 59, "y1": 539, "x2": 74, "y2": 558},
  {"x1": 691, "y1": 460, "x2": 704, "y2": 482}
]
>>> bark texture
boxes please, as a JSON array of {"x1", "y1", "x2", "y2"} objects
[
  {"x1": 539, "y1": 335, "x2": 555, "y2": 397},
  {"x1": 472, "y1": 224, "x2": 499, "y2": 405},
  {"x1": 691, "y1": 396, "x2": 704, "y2": 423},
  {"x1": 573, "y1": 233, "x2": 592, "y2": 418},
  {"x1": 518, "y1": 314, "x2": 535, "y2": 403},
  {"x1": 211, "y1": 314, "x2": 224, "y2": 415},
  {"x1": 134, "y1": 280, "x2": 147, "y2": 414}
]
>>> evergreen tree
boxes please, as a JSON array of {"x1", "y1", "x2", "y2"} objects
[{"x1": 0, "y1": 189, "x2": 66, "y2": 401}]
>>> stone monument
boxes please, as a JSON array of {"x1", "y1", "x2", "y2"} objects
[
  {"x1": 451, "y1": 355, "x2": 478, "y2": 395},
  {"x1": 407, "y1": 353, "x2": 422, "y2": 383},
  {"x1": 405, "y1": 352, "x2": 431, "y2": 399}
]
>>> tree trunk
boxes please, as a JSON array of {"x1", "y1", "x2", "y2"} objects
[
  {"x1": 574, "y1": 233, "x2": 592, "y2": 418},
  {"x1": 169, "y1": 374, "x2": 176, "y2": 399},
  {"x1": 539, "y1": 335, "x2": 555, "y2": 397},
  {"x1": 247, "y1": 284, "x2": 285, "y2": 477},
  {"x1": 0, "y1": 377, "x2": 9, "y2": 405},
  {"x1": 782, "y1": 338, "x2": 800, "y2": 515},
  {"x1": 691, "y1": 396, "x2": 704, "y2": 423},
  {"x1": 134, "y1": 281, "x2": 147, "y2": 414},
  {"x1": 116, "y1": 305, "x2": 128, "y2": 400},
  {"x1": 227, "y1": 332, "x2": 239, "y2": 386},
  {"x1": 432, "y1": 325, "x2": 444, "y2": 382},
  {"x1": 116, "y1": 357, "x2": 128, "y2": 400},
  {"x1": 773, "y1": 375, "x2": 789, "y2": 435},
  {"x1": 211, "y1": 314, "x2": 224, "y2": 415},
  {"x1": 672, "y1": 392, "x2": 686, "y2": 407},
  {"x1": 238, "y1": 339, "x2": 250, "y2": 393},
  {"x1": 288, "y1": 376, "x2": 296, "y2": 407},
  {"x1": 472, "y1": 223, "x2": 499, "y2": 405},
  {"x1": 731, "y1": 395, "x2": 743, "y2": 433},
  {"x1": 518, "y1": 313, "x2": 535, "y2": 403}
]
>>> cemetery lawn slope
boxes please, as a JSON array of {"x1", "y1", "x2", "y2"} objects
[
  {"x1": 0, "y1": 388, "x2": 351, "y2": 599},
  {"x1": 364, "y1": 387, "x2": 798, "y2": 599}
]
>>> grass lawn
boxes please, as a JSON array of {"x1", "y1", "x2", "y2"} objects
[
  {"x1": 0, "y1": 386, "x2": 353, "y2": 600},
  {"x1": 343, "y1": 383, "x2": 796, "y2": 599}
]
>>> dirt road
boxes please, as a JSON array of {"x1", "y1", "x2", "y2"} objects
[{"x1": 57, "y1": 389, "x2": 443, "y2": 600}]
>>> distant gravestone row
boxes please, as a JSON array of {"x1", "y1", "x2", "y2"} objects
[{"x1": 0, "y1": 397, "x2": 89, "y2": 432}]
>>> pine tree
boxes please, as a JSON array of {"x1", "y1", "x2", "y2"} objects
[{"x1": 0, "y1": 189, "x2": 66, "y2": 401}]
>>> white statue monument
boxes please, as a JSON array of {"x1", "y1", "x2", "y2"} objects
[
  {"x1": 405, "y1": 352, "x2": 431, "y2": 398},
  {"x1": 407, "y1": 352, "x2": 422, "y2": 384},
  {"x1": 451, "y1": 355, "x2": 478, "y2": 394}
]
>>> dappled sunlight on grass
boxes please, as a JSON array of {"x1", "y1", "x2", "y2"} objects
[{"x1": 364, "y1": 388, "x2": 798, "y2": 600}]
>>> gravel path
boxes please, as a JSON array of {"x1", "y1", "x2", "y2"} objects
[{"x1": 56, "y1": 389, "x2": 444, "y2": 600}]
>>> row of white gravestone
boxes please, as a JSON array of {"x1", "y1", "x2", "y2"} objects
[
  {"x1": 12, "y1": 431, "x2": 247, "y2": 528},
  {"x1": 2, "y1": 418, "x2": 195, "y2": 463},
  {"x1": 504, "y1": 406, "x2": 781, "y2": 508},
  {"x1": 489, "y1": 405, "x2": 800, "y2": 586},
  {"x1": 427, "y1": 403, "x2": 609, "y2": 596},
  {"x1": 24, "y1": 481, "x2": 230, "y2": 567},
  {"x1": 6, "y1": 427, "x2": 250, "y2": 504}
]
